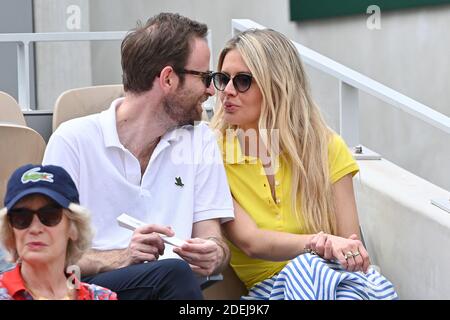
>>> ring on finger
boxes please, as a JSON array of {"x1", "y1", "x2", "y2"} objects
[
  {"x1": 304, "y1": 248, "x2": 318, "y2": 255},
  {"x1": 344, "y1": 251, "x2": 354, "y2": 260}
]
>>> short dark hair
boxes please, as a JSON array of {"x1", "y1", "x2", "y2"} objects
[{"x1": 121, "y1": 12, "x2": 208, "y2": 93}]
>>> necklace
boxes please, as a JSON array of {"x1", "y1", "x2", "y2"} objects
[{"x1": 27, "y1": 287, "x2": 74, "y2": 300}]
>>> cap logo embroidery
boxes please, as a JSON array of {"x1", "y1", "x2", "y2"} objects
[{"x1": 21, "y1": 167, "x2": 54, "y2": 184}]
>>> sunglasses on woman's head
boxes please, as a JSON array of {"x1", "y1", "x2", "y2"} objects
[
  {"x1": 212, "y1": 72, "x2": 253, "y2": 93},
  {"x1": 8, "y1": 205, "x2": 64, "y2": 230}
]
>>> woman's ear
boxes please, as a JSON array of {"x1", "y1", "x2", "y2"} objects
[{"x1": 68, "y1": 222, "x2": 79, "y2": 241}]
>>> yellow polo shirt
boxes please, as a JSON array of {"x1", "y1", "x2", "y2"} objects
[{"x1": 219, "y1": 132, "x2": 359, "y2": 290}]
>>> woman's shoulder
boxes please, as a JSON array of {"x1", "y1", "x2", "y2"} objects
[
  {"x1": 80, "y1": 282, "x2": 117, "y2": 300},
  {"x1": 327, "y1": 132, "x2": 347, "y2": 150},
  {"x1": 327, "y1": 132, "x2": 354, "y2": 159},
  {"x1": 326, "y1": 132, "x2": 359, "y2": 182}
]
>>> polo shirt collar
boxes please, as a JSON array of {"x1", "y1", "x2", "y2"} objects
[
  {"x1": 1, "y1": 263, "x2": 93, "y2": 300},
  {"x1": 99, "y1": 97, "x2": 125, "y2": 149},
  {"x1": 1, "y1": 264, "x2": 27, "y2": 298},
  {"x1": 99, "y1": 97, "x2": 192, "y2": 149},
  {"x1": 220, "y1": 130, "x2": 283, "y2": 165},
  {"x1": 161, "y1": 124, "x2": 194, "y2": 144}
]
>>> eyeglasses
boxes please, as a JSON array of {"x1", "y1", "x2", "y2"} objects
[
  {"x1": 212, "y1": 72, "x2": 253, "y2": 93},
  {"x1": 8, "y1": 206, "x2": 64, "y2": 230},
  {"x1": 177, "y1": 69, "x2": 213, "y2": 88}
]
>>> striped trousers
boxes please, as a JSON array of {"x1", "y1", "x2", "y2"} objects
[{"x1": 242, "y1": 253, "x2": 398, "y2": 300}]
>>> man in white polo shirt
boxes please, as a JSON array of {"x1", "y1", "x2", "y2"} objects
[{"x1": 43, "y1": 13, "x2": 234, "y2": 300}]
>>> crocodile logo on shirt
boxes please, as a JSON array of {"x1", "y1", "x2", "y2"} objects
[
  {"x1": 175, "y1": 177, "x2": 184, "y2": 187},
  {"x1": 21, "y1": 167, "x2": 54, "y2": 184}
]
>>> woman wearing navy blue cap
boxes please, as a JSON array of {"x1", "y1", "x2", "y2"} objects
[{"x1": 0, "y1": 164, "x2": 116, "y2": 300}]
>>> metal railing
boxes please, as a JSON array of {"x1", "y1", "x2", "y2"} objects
[
  {"x1": 0, "y1": 30, "x2": 215, "y2": 113},
  {"x1": 231, "y1": 19, "x2": 450, "y2": 211},
  {"x1": 0, "y1": 31, "x2": 128, "y2": 111}
]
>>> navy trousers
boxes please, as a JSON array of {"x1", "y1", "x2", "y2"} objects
[{"x1": 82, "y1": 259, "x2": 203, "y2": 300}]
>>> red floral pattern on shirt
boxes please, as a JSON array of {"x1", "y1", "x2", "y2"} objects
[{"x1": 0, "y1": 265, "x2": 117, "y2": 300}]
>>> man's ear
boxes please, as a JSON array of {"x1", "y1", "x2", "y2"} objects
[{"x1": 159, "y1": 66, "x2": 178, "y2": 92}]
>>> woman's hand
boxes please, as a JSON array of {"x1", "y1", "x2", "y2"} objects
[{"x1": 305, "y1": 232, "x2": 370, "y2": 273}]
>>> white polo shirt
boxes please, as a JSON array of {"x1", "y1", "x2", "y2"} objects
[{"x1": 43, "y1": 98, "x2": 234, "y2": 258}]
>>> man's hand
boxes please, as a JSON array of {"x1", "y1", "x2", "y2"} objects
[
  {"x1": 122, "y1": 224, "x2": 175, "y2": 267},
  {"x1": 173, "y1": 238, "x2": 224, "y2": 276}
]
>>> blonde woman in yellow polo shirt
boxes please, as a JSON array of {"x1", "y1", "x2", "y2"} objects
[{"x1": 210, "y1": 29, "x2": 397, "y2": 300}]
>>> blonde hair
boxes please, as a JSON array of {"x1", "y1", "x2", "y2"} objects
[
  {"x1": 0, "y1": 203, "x2": 93, "y2": 267},
  {"x1": 210, "y1": 29, "x2": 336, "y2": 234}
]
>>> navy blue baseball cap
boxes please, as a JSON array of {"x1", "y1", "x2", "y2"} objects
[{"x1": 3, "y1": 164, "x2": 80, "y2": 212}]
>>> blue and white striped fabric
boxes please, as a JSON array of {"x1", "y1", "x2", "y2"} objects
[{"x1": 242, "y1": 253, "x2": 398, "y2": 300}]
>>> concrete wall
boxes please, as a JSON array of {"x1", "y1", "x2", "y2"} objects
[
  {"x1": 31, "y1": 0, "x2": 450, "y2": 191},
  {"x1": 355, "y1": 159, "x2": 450, "y2": 299}
]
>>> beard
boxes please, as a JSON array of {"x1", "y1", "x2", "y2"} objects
[{"x1": 162, "y1": 89, "x2": 204, "y2": 127}]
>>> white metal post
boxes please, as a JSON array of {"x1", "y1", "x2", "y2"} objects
[
  {"x1": 203, "y1": 30, "x2": 215, "y2": 118},
  {"x1": 207, "y1": 30, "x2": 213, "y2": 70},
  {"x1": 17, "y1": 41, "x2": 31, "y2": 110},
  {"x1": 339, "y1": 81, "x2": 359, "y2": 149},
  {"x1": 339, "y1": 81, "x2": 381, "y2": 160}
]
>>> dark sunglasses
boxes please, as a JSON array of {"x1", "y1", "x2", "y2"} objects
[
  {"x1": 177, "y1": 69, "x2": 213, "y2": 88},
  {"x1": 8, "y1": 205, "x2": 64, "y2": 230},
  {"x1": 212, "y1": 72, "x2": 253, "y2": 93}
]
